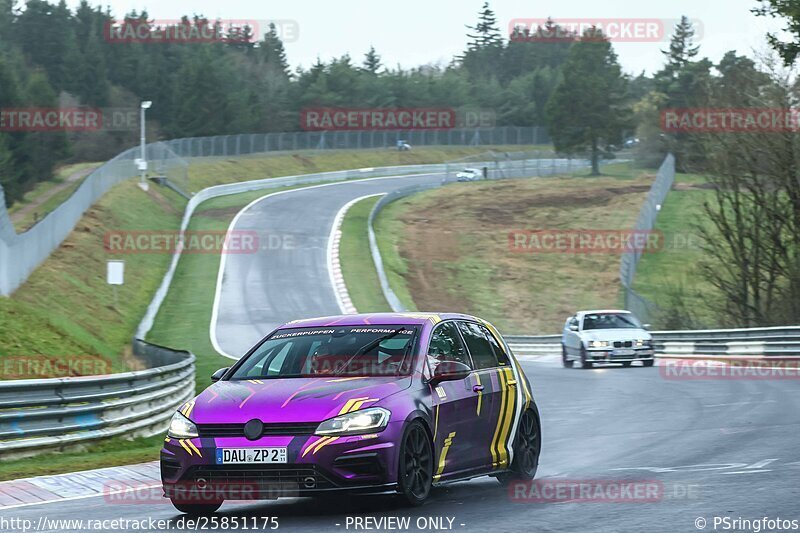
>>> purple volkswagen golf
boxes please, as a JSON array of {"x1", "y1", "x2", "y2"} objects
[{"x1": 160, "y1": 312, "x2": 541, "y2": 514}]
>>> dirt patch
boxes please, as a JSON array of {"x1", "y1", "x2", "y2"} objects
[
  {"x1": 392, "y1": 177, "x2": 654, "y2": 332},
  {"x1": 673, "y1": 182, "x2": 716, "y2": 191},
  {"x1": 195, "y1": 205, "x2": 241, "y2": 220}
]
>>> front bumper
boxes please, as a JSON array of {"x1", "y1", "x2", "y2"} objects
[
  {"x1": 160, "y1": 422, "x2": 403, "y2": 500},
  {"x1": 585, "y1": 347, "x2": 654, "y2": 363}
]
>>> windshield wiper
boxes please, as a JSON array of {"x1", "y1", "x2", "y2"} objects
[{"x1": 333, "y1": 328, "x2": 406, "y2": 376}]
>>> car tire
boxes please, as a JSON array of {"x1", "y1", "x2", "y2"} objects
[
  {"x1": 621, "y1": 361, "x2": 632, "y2": 368},
  {"x1": 170, "y1": 501, "x2": 222, "y2": 515},
  {"x1": 580, "y1": 347, "x2": 593, "y2": 369},
  {"x1": 397, "y1": 420, "x2": 433, "y2": 506},
  {"x1": 642, "y1": 359, "x2": 655, "y2": 367},
  {"x1": 497, "y1": 409, "x2": 541, "y2": 486},
  {"x1": 561, "y1": 345, "x2": 574, "y2": 368}
]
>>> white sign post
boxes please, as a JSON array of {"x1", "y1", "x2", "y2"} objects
[{"x1": 107, "y1": 260, "x2": 124, "y2": 309}]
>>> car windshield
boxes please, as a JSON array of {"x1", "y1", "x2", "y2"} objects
[
  {"x1": 229, "y1": 325, "x2": 419, "y2": 379},
  {"x1": 582, "y1": 313, "x2": 641, "y2": 330}
]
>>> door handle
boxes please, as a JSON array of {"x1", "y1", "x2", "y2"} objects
[
  {"x1": 507, "y1": 380, "x2": 517, "y2": 387},
  {"x1": 473, "y1": 385, "x2": 484, "y2": 392}
]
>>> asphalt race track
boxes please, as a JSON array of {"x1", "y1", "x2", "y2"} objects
[
  {"x1": 5, "y1": 357, "x2": 799, "y2": 532},
  {"x1": 211, "y1": 171, "x2": 443, "y2": 358},
  {"x1": 5, "y1": 168, "x2": 798, "y2": 532}
]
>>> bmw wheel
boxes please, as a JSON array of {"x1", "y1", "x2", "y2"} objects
[
  {"x1": 397, "y1": 421, "x2": 433, "y2": 506},
  {"x1": 580, "y1": 347, "x2": 593, "y2": 369},
  {"x1": 561, "y1": 345, "x2": 574, "y2": 368}
]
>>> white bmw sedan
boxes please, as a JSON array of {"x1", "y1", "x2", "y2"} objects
[{"x1": 561, "y1": 310, "x2": 655, "y2": 368}]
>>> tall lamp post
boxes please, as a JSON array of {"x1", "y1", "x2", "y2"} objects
[{"x1": 139, "y1": 101, "x2": 152, "y2": 188}]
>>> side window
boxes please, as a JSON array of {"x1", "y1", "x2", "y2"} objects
[
  {"x1": 456, "y1": 321, "x2": 500, "y2": 370},
  {"x1": 428, "y1": 322, "x2": 471, "y2": 368},
  {"x1": 480, "y1": 325, "x2": 510, "y2": 366}
]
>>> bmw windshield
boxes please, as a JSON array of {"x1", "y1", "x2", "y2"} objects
[{"x1": 582, "y1": 313, "x2": 642, "y2": 330}]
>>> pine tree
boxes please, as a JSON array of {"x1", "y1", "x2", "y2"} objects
[
  {"x1": 545, "y1": 28, "x2": 629, "y2": 175},
  {"x1": 260, "y1": 23, "x2": 290, "y2": 78},
  {"x1": 465, "y1": 1, "x2": 502, "y2": 50},
  {"x1": 362, "y1": 46, "x2": 382, "y2": 74},
  {"x1": 660, "y1": 16, "x2": 699, "y2": 78}
]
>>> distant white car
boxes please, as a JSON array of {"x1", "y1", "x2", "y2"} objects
[
  {"x1": 561, "y1": 310, "x2": 654, "y2": 368},
  {"x1": 456, "y1": 168, "x2": 482, "y2": 181}
]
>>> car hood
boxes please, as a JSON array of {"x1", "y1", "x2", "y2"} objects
[
  {"x1": 188, "y1": 376, "x2": 413, "y2": 424},
  {"x1": 579, "y1": 329, "x2": 651, "y2": 342}
]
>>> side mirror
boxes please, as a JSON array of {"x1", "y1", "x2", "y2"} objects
[
  {"x1": 569, "y1": 324, "x2": 579, "y2": 331},
  {"x1": 210, "y1": 367, "x2": 229, "y2": 382},
  {"x1": 642, "y1": 324, "x2": 651, "y2": 330},
  {"x1": 430, "y1": 360, "x2": 471, "y2": 384}
]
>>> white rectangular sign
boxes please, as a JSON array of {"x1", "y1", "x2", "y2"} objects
[{"x1": 107, "y1": 260, "x2": 124, "y2": 285}]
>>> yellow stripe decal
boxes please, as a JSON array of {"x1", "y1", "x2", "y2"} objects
[
  {"x1": 186, "y1": 440, "x2": 202, "y2": 457},
  {"x1": 302, "y1": 437, "x2": 329, "y2": 458},
  {"x1": 178, "y1": 439, "x2": 193, "y2": 456},
  {"x1": 490, "y1": 369, "x2": 508, "y2": 467},
  {"x1": 433, "y1": 403, "x2": 439, "y2": 440},
  {"x1": 433, "y1": 431, "x2": 456, "y2": 482},
  {"x1": 313, "y1": 436, "x2": 339, "y2": 454},
  {"x1": 497, "y1": 368, "x2": 517, "y2": 468},
  {"x1": 338, "y1": 397, "x2": 370, "y2": 415}
]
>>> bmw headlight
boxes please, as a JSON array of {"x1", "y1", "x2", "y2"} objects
[
  {"x1": 315, "y1": 407, "x2": 390, "y2": 436},
  {"x1": 588, "y1": 340, "x2": 609, "y2": 348},
  {"x1": 168, "y1": 411, "x2": 198, "y2": 439},
  {"x1": 635, "y1": 339, "x2": 651, "y2": 347}
]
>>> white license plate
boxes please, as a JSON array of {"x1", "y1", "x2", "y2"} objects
[
  {"x1": 216, "y1": 448, "x2": 287, "y2": 464},
  {"x1": 613, "y1": 349, "x2": 635, "y2": 356}
]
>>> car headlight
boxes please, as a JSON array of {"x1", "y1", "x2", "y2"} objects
[
  {"x1": 315, "y1": 407, "x2": 390, "y2": 436},
  {"x1": 588, "y1": 340, "x2": 609, "y2": 348},
  {"x1": 168, "y1": 411, "x2": 198, "y2": 439},
  {"x1": 635, "y1": 339, "x2": 651, "y2": 347}
]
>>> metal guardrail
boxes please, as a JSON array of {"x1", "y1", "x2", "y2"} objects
[
  {"x1": 0, "y1": 340, "x2": 195, "y2": 459},
  {"x1": 619, "y1": 154, "x2": 676, "y2": 324},
  {"x1": 505, "y1": 326, "x2": 800, "y2": 359}
]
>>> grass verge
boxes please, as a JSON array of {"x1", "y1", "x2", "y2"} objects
[
  {"x1": 632, "y1": 173, "x2": 717, "y2": 327},
  {"x1": 371, "y1": 174, "x2": 655, "y2": 334},
  {"x1": 339, "y1": 196, "x2": 392, "y2": 313}
]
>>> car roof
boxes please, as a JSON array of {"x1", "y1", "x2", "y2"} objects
[
  {"x1": 280, "y1": 312, "x2": 481, "y2": 328},
  {"x1": 574, "y1": 309, "x2": 631, "y2": 317}
]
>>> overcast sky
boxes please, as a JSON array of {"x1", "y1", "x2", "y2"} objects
[{"x1": 67, "y1": 0, "x2": 784, "y2": 75}]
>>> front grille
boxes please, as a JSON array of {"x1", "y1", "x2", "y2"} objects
[
  {"x1": 189, "y1": 465, "x2": 337, "y2": 491},
  {"x1": 196, "y1": 422, "x2": 319, "y2": 438},
  {"x1": 613, "y1": 341, "x2": 633, "y2": 348}
]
